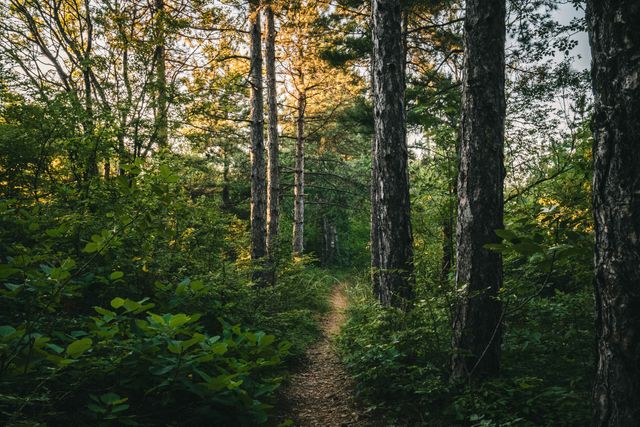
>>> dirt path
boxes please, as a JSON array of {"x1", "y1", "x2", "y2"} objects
[{"x1": 279, "y1": 283, "x2": 371, "y2": 426}]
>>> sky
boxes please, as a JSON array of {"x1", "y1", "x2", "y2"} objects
[{"x1": 553, "y1": 2, "x2": 591, "y2": 71}]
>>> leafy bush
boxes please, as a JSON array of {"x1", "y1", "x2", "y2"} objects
[
  {"x1": 338, "y1": 273, "x2": 593, "y2": 426},
  {"x1": 0, "y1": 158, "x2": 334, "y2": 425}
]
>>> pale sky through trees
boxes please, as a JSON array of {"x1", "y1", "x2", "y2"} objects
[{"x1": 554, "y1": 2, "x2": 590, "y2": 70}]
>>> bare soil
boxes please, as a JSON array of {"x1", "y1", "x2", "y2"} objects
[{"x1": 278, "y1": 283, "x2": 373, "y2": 427}]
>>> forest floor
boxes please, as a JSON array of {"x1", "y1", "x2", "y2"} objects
[{"x1": 278, "y1": 282, "x2": 374, "y2": 426}]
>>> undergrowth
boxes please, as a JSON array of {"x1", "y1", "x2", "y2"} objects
[{"x1": 338, "y1": 273, "x2": 593, "y2": 426}]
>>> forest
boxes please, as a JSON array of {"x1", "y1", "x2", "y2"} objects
[{"x1": 0, "y1": 0, "x2": 638, "y2": 425}]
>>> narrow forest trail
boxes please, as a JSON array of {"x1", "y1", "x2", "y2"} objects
[{"x1": 279, "y1": 282, "x2": 372, "y2": 427}]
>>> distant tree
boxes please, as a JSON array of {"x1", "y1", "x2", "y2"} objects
[
  {"x1": 153, "y1": 0, "x2": 169, "y2": 150},
  {"x1": 587, "y1": 1, "x2": 640, "y2": 425},
  {"x1": 370, "y1": 0, "x2": 414, "y2": 308},
  {"x1": 450, "y1": 0, "x2": 506, "y2": 382},
  {"x1": 265, "y1": 0, "x2": 280, "y2": 280},
  {"x1": 248, "y1": 0, "x2": 267, "y2": 283}
]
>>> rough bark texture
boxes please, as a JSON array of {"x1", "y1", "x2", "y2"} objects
[
  {"x1": 451, "y1": 0, "x2": 505, "y2": 382},
  {"x1": 371, "y1": 0, "x2": 414, "y2": 309},
  {"x1": 154, "y1": 0, "x2": 168, "y2": 149},
  {"x1": 265, "y1": 1, "x2": 280, "y2": 270},
  {"x1": 587, "y1": 2, "x2": 640, "y2": 425},
  {"x1": 292, "y1": 88, "x2": 306, "y2": 256},
  {"x1": 249, "y1": 0, "x2": 267, "y2": 282}
]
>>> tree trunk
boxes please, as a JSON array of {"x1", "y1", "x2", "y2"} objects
[
  {"x1": 83, "y1": 0, "x2": 97, "y2": 179},
  {"x1": 322, "y1": 216, "x2": 338, "y2": 266},
  {"x1": 451, "y1": 0, "x2": 506, "y2": 382},
  {"x1": 249, "y1": 0, "x2": 267, "y2": 283},
  {"x1": 292, "y1": 87, "x2": 306, "y2": 256},
  {"x1": 154, "y1": 0, "x2": 168, "y2": 149},
  {"x1": 587, "y1": 1, "x2": 640, "y2": 425},
  {"x1": 371, "y1": 0, "x2": 414, "y2": 309},
  {"x1": 265, "y1": 0, "x2": 280, "y2": 275}
]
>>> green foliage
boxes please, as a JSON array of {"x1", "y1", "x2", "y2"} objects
[
  {"x1": 339, "y1": 261, "x2": 593, "y2": 426},
  {"x1": 0, "y1": 152, "x2": 334, "y2": 425}
]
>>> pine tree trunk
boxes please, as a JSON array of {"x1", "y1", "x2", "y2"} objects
[
  {"x1": 322, "y1": 216, "x2": 337, "y2": 266},
  {"x1": 292, "y1": 87, "x2": 305, "y2": 256},
  {"x1": 265, "y1": 0, "x2": 280, "y2": 274},
  {"x1": 154, "y1": 0, "x2": 168, "y2": 149},
  {"x1": 371, "y1": 0, "x2": 414, "y2": 309},
  {"x1": 249, "y1": 0, "x2": 267, "y2": 282},
  {"x1": 451, "y1": 0, "x2": 506, "y2": 382},
  {"x1": 588, "y1": 1, "x2": 640, "y2": 425}
]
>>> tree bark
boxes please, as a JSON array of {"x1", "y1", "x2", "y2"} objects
[
  {"x1": 371, "y1": 0, "x2": 414, "y2": 309},
  {"x1": 292, "y1": 87, "x2": 306, "y2": 256},
  {"x1": 249, "y1": 0, "x2": 267, "y2": 283},
  {"x1": 83, "y1": 0, "x2": 98, "y2": 179},
  {"x1": 451, "y1": 0, "x2": 506, "y2": 382},
  {"x1": 265, "y1": 0, "x2": 280, "y2": 274},
  {"x1": 154, "y1": 0, "x2": 168, "y2": 149},
  {"x1": 587, "y1": 1, "x2": 640, "y2": 425},
  {"x1": 322, "y1": 215, "x2": 338, "y2": 266}
]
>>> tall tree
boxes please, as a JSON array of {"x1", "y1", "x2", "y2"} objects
[
  {"x1": 153, "y1": 0, "x2": 169, "y2": 149},
  {"x1": 292, "y1": 82, "x2": 306, "y2": 255},
  {"x1": 588, "y1": 1, "x2": 640, "y2": 425},
  {"x1": 370, "y1": 0, "x2": 414, "y2": 308},
  {"x1": 265, "y1": 0, "x2": 280, "y2": 270},
  {"x1": 249, "y1": 0, "x2": 267, "y2": 282},
  {"x1": 450, "y1": 0, "x2": 505, "y2": 382}
]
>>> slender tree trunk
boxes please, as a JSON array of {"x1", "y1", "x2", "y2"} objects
[
  {"x1": 83, "y1": 0, "x2": 97, "y2": 179},
  {"x1": 292, "y1": 87, "x2": 306, "y2": 256},
  {"x1": 587, "y1": 1, "x2": 640, "y2": 425},
  {"x1": 371, "y1": 0, "x2": 414, "y2": 309},
  {"x1": 450, "y1": 0, "x2": 506, "y2": 382},
  {"x1": 154, "y1": 0, "x2": 168, "y2": 149},
  {"x1": 249, "y1": 0, "x2": 267, "y2": 283},
  {"x1": 265, "y1": 0, "x2": 280, "y2": 277},
  {"x1": 322, "y1": 215, "x2": 337, "y2": 266}
]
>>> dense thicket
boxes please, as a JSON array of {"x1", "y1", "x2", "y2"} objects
[{"x1": 0, "y1": 0, "x2": 636, "y2": 426}]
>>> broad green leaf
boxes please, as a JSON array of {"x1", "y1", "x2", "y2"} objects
[
  {"x1": 87, "y1": 403, "x2": 107, "y2": 414},
  {"x1": 150, "y1": 365, "x2": 174, "y2": 376},
  {"x1": 83, "y1": 242, "x2": 99, "y2": 253},
  {"x1": 46, "y1": 343, "x2": 65, "y2": 354},
  {"x1": 66, "y1": 338, "x2": 92, "y2": 357},
  {"x1": 100, "y1": 392, "x2": 126, "y2": 405},
  {"x1": 94, "y1": 306, "x2": 116, "y2": 317},
  {"x1": 494, "y1": 229, "x2": 518, "y2": 241},
  {"x1": 168, "y1": 314, "x2": 190, "y2": 328},
  {"x1": 60, "y1": 258, "x2": 76, "y2": 270},
  {"x1": 110, "y1": 297, "x2": 125, "y2": 309},
  {"x1": 168, "y1": 340, "x2": 183, "y2": 354},
  {"x1": 513, "y1": 240, "x2": 542, "y2": 256},
  {"x1": 148, "y1": 313, "x2": 165, "y2": 325},
  {"x1": 0, "y1": 325, "x2": 16, "y2": 337},
  {"x1": 111, "y1": 404, "x2": 130, "y2": 413},
  {"x1": 123, "y1": 299, "x2": 140, "y2": 312},
  {"x1": 109, "y1": 271, "x2": 124, "y2": 280},
  {"x1": 211, "y1": 342, "x2": 228, "y2": 355}
]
